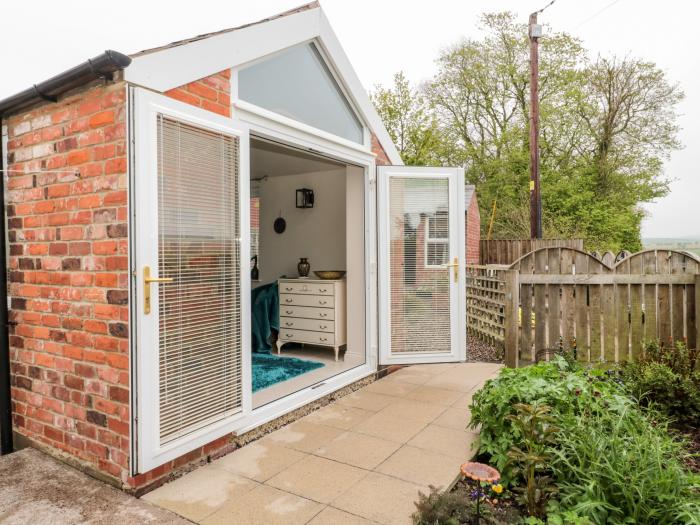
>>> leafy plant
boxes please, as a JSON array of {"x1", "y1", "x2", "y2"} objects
[
  {"x1": 470, "y1": 359, "x2": 700, "y2": 523},
  {"x1": 550, "y1": 405, "x2": 700, "y2": 524},
  {"x1": 505, "y1": 404, "x2": 559, "y2": 517},
  {"x1": 412, "y1": 485, "x2": 491, "y2": 525},
  {"x1": 622, "y1": 340, "x2": 700, "y2": 426},
  {"x1": 469, "y1": 356, "x2": 628, "y2": 475}
]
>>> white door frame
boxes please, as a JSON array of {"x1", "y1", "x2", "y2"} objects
[
  {"x1": 377, "y1": 166, "x2": 466, "y2": 365},
  {"x1": 130, "y1": 88, "x2": 251, "y2": 473},
  {"x1": 229, "y1": 105, "x2": 380, "y2": 434}
]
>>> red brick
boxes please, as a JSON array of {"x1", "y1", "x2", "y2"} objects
[
  {"x1": 67, "y1": 150, "x2": 90, "y2": 166},
  {"x1": 89, "y1": 110, "x2": 115, "y2": 128}
]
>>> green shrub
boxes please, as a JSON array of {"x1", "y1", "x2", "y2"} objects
[
  {"x1": 623, "y1": 340, "x2": 700, "y2": 425},
  {"x1": 551, "y1": 406, "x2": 700, "y2": 524},
  {"x1": 412, "y1": 486, "x2": 487, "y2": 525},
  {"x1": 469, "y1": 359, "x2": 700, "y2": 524},
  {"x1": 469, "y1": 357, "x2": 629, "y2": 474}
]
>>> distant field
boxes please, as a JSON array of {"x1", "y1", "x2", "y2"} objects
[{"x1": 642, "y1": 237, "x2": 700, "y2": 258}]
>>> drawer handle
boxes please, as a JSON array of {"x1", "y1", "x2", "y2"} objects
[
  {"x1": 285, "y1": 298, "x2": 293, "y2": 303},
  {"x1": 285, "y1": 321, "x2": 294, "y2": 327},
  {"x1": 302, "y1": 285, "x2": 308, "y2": 291},
  {"x1": 285, "y1": 287, "x2": 292, "y2": 291},
  {"x1": 285, "y1": 333, "x2": 294, "y2": 338},
  {"x1": 319, "y1": 313, "x2": 328, "y2": 318},
  {"x1": 285, "y1": 310, "x2": 294, "y2": 314},
  {"x1": 320, "y1": 337, "x2": 328, "y2": 342},
  {"x1": 319, "y1": 300, "x2": 327, "y2": 305},
  {"x1": 319, "y1": 325, "x2": 327, "y2": 329},
  {"x1": 319, "y1": 288, "x2": 327, "y2": 292}
]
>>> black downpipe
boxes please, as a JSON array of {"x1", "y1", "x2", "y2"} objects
[
  {"x1": 0, "y1": 50, "x2": 131, "y2": 455},
  {"x1": 0, "y1": 119, "x2": 12, "y2": 455}
]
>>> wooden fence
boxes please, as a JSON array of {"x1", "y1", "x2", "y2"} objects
[
  {"x1": 467, "y1": 248, "x2": 700, "y2": 368},
  {"x1": 479, "y1": 238, "x2": 584, "y2": 265}
]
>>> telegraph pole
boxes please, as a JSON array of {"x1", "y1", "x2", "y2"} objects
[{"x1": 529, "y1": 12, "x2": 543, "y2": 239}]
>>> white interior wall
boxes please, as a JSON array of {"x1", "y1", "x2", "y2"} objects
[
  {"x1": 257, "y1": 168, "x2": 347, "y2": 284},
  {"x1": 345, "y1": 165, "x2": 365, "y2": 358}
]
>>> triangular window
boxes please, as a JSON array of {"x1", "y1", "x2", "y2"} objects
[{"x1": 238, "y1": 42, "x2": 364, "y2": 143}]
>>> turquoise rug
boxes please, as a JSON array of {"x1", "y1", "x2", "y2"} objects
[{"x1": 252, "y1": 353, "x2": 325, "y2": 392}]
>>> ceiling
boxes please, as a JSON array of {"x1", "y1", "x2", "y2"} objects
[{"x1": 251, "y1": 138, "x2": 345, "y2": 179}]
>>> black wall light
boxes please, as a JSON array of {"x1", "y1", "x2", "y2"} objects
[{"x1": 296, "y1": 188, "x2": 314, "y2": 209}]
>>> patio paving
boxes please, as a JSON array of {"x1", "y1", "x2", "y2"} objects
[{"x1": 143, "y1": 361, "x2": 502, "y2": 525}]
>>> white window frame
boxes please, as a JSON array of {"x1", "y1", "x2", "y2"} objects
[
  {"x1": 232, "y1": 39, "x2": 372, "y2": 155},
  {"x1": 424, "y1": 211, "x2": 450, "y2": 268}
]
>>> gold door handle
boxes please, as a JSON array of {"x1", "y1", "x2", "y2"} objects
[
  {"x1": 143, "y1": 266, "x2": 174, "y2": 314},
  {"x1": 443, "y1": 257, "x2": 459, "y2": 282}
]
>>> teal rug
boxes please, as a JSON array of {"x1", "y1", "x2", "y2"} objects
[{"x1": 252, "y1": 353, "x2": 325, "y2": 392}]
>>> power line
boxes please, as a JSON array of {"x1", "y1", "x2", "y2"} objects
[{"x1": 574, "y1": 0, "x2": 624, "y2": 29}]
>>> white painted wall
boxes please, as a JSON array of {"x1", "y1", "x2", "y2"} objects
[{"x1": 257, "y1": 168, "x2": 347, "y2": 284}]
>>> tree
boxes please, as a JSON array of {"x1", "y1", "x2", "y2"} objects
[
  {"x1": 370, "y1": 13, "x2": 683, "y2": 252},
  {"x1": 370, "y1": 72, "x2": 443, "y2": 166}
]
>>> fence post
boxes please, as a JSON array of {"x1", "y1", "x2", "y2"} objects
[
  {"x1": 696, "y1": 274, "x2": 700, "y2": 351},
  {"x1": 504, "y1": 269, "x2": 519, "y2": 368}
]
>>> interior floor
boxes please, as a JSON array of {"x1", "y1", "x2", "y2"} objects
[{"x1": 253, "y1": 345, "x2": 365, "y2": 408}]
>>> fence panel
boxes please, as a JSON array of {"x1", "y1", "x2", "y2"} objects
[
  {"x1": 506, "y1": 248, "x2": 699, "y2": 364},
  {"x1": 479, "y1": 238, "x2": 585, "y2": 265},
  {"x1": 466, "y1": 265, "x2": 507, "y2": 349}
]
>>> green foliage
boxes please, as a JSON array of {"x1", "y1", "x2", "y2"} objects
[
  {"x1": 551, "y1": 406, "x2": 700, "y2": 524},
  {"x1": 469, "y1": 357, "x2": 627, "y2": 474},
  {"x1": 370, "y1": 72, "x2": 444, "y2": 166},
  {"x1": 470, "y1": 360, "x2": 700, "y2": 523},
  {"x1": 412, "y1": 486, "x2": 489, "y2": 525},
  {"x1": 622, "y1": 340, "x2": 700, "y2": 426},
  {"x1": 505, "y1": 404, "x2": 559, "y2": 517},
  {"x1": 370, "y1": 12, "x2": 683, "y2": 252}
]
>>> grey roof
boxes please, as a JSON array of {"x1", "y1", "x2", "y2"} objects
[
  {"x1": 130, "y1": 2, "x2": 320, "y2": 58},
  {"x1": 465, "y1": 184, "x2": 476, "y2": 208}
]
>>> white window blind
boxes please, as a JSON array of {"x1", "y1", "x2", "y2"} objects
[
  {"x1": 389, "y1": 178, "x2": 451, "y2": 354},
  {"x1": 157, "y1": 115, "x2": 242, "y2": 445}
]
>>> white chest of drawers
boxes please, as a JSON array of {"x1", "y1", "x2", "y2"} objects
[{"x1": 276, "y1": 278, "x2": 346, "y2": 361}]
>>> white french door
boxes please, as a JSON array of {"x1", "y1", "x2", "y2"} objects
[
  {"x1": 377, "y1": 166, "x2": 466, "y2": 365},
  {"x1": 132, "y1": 88, "x2": 250, "y2": 472}
]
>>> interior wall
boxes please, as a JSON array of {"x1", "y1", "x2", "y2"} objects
[
  {"x1": 346, "y1": 165, "x2": 366, "y2": 358},
  {"x1": 257, "y1": 168, "x2": 347, "y2": 284}
]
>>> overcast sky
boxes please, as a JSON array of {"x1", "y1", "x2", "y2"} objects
[{"x1": 1, "y1": 0, "x2": 697, "y2": 238}]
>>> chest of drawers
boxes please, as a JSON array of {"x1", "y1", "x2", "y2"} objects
[{"x1": 276, "y1": 278, "x2": 346, "y2": 361}]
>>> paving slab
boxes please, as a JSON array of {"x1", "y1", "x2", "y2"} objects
[
  {"x1": 0, "y1": 448, "x2": 190, "y2": 525},
  {"x1": 146, "y1": 361, "x2": 501, "y2": 525}
]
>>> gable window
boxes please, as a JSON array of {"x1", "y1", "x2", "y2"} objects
[
  {"x1": 425, "y1": 210, "x2": 449, "y2": 267},
  {"x1": 238, "y1": 42, "x2": 364, "y2": 143}
]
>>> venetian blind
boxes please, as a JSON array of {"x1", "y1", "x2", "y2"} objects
[
  {"x1": 157, "y1": 115, "x2": 242, "y2": 444},
  {"x1": 389, "y1": 177, "x2": 452, "y2": 354}
]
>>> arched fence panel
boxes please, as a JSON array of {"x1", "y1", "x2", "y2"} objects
[{"x1": 467, "y1": 248, "x2": 700, "y2": 367}]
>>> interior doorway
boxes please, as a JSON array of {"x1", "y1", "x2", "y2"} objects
[{"x1": 249, "y1": 138, "x2": 367, "y2": 408}]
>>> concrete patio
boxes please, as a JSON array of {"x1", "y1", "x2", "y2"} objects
[{"x1": 143, "y1": 361, "x2": 502, "y2": 525}]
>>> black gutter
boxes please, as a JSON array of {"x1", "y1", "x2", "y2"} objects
[
  {"x1": 0, "y1": 50, "x2": 131, "y2": 455},
  {"x1": 0, "y1": 50, "x2": 131, "y2": 117}
]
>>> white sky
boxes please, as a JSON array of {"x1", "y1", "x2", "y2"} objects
[{"x1": 1, "y1": 0, "x2": 697, "y2": 238}]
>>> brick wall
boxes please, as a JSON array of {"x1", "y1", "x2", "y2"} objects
[
  {"x1": 4, "y1": 80, "x2": 130, "y2": 482},
  {"x1": 466, "y1": 196, "x2": 480, "y2": 264},
  {"x1": 165, "y1": 70, "x2": 231, "y2": 117},
  {"x1": 371, "y1": 134, "x2": 391, "y2": 166}
]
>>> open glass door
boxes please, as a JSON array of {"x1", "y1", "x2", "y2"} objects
[
  {"x1": 377, "y1": 166, "x2": 466, "y2": 365},
  {"x1": 132, "y1": 88, "x2": 250, "y2": 473}
]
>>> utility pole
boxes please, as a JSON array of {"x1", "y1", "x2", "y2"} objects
[{"x1": 529, "y1": 12, "x2": 543, "y2": 239}]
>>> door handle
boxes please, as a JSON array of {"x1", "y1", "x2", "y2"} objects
[
  {"x1": 443, "y1": 257, "x2": 459, "y2": 283},
  {"x1": 143, "y1": 266, "x2": 174, "y2": 314}
]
